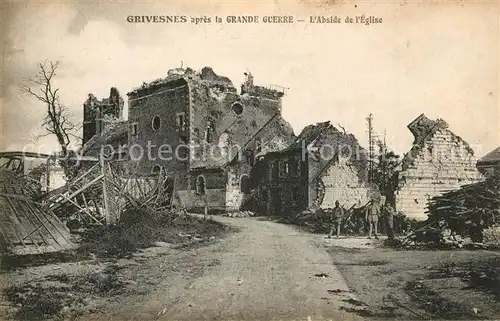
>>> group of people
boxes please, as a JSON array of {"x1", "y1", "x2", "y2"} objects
[{"x1": 327, "y1": 199, "x2": 396, "y2": 239}]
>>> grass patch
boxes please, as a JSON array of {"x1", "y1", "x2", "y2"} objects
[
  {"x1": 405, "y1": 281, "x2": 482, "y2": 319},
  {"x1": 78, "y1": 209, "x2": 233, "y2": 259},
  {"x1": 4, "y1": 265, "x2": 126, "y2": 320}
]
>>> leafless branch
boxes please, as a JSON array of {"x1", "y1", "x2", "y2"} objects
[{"x1": 21, "y1": 60, "x2": 79, "y2": 176}]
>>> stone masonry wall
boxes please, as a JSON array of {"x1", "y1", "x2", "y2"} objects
[
  {"x1": 396, "y1": 129, "x2": 483, "y2": 220},
  {"x1": 321, "y1": 160, "x2": 370, "y2": 209},
  {"x1": 177, "y1": 170, "x2": 227, "y2": 211},
  {"x1": 127, "y1": 79, "x2": 190, "y2": 176}
]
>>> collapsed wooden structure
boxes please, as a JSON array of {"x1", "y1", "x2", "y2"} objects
[
  {"x1": 45, "y1": 158, "x2": 175, "y2": 228},
  {"x1": 0, "y1": 151, "x2": 176, "y2": 255},
  {"x1": 0, "y1": 170, "x2": 74, "y2": 255}
]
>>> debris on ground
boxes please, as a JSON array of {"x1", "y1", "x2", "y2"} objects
[
  {"x1": 388, "y1": 172, "x2": 500, "y2": 249},
  {"x1": 222, "y1": 211, "x2": 255, "y2": 218},
  {"x1": 427, "y1": 171, "x2": 500, "y2": 242},
  {"x1": 281, "y1": 205, "x2": 414, "y2": 237}
]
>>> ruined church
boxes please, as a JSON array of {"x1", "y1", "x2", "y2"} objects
[
  {"x1": 81, "y1": 66, "x2": 372, "y2": 215},
  {"x1": 81, "y1": 67, "x2": 485, "y2": 219}
]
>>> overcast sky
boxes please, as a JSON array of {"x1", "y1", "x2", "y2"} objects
[{"x1": 2, "y1": 1, "x2": 499, "y2": 157}]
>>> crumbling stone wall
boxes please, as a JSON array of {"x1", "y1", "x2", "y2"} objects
[
  {"x1": 306, "y1": 127, "x2": 368, "y2": 208},
  {"x1": 225, "y1": 166, "x2": 248, "y2": 211},
  {"x1": 126, "y1": 66, "x2": 292, "y2": 212},
  {"x1": 396, "y1": 128, "x2": 483, "y2": 220},
  {"x1": 83, "y1": 88, "x2": 124, "y2": 146},
  {"x1": 320, "y1": 160, "x2": 371, "y2": 209}
]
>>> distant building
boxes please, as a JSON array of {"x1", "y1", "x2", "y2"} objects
[
  {"x1": 395, "y1": 114, "x2": 483, "y2": 220},
  {"x1": 477, "y1": 146, "x2": 500, "y2": 177},
  {"x1": 253, "y1": 121, "x2": 373, "y2": 216}
]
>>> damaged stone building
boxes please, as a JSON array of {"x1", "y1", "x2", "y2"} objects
[
  {"x1": 125, "y1": 67, "x2": 295, "y2": 212},
  {"x1": 81, "y1": 87, "x2": 128, "y2": 159},
  {"x1": 252, "y1": 121, "x2": 373, "y2": 216},
  {"x1": 81, "y1": 66, "x2": 378, "y2": 215},
  {"x1": 395, "y1": 114, "x2": 484, "y2": 220}
]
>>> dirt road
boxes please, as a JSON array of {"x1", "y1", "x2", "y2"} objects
[{"x1": 100, "y1": 216, "x2": 365, "y2": 321}]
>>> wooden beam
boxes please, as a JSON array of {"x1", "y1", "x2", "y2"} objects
[
  {"x1": 100, "y1": 159, "x2": 110, "y2": 225},
  {"x1": 68, "y1": 162, "x2": 100, "y2": 189},
  {"x1": 0, "y1": 198, "x2": 27, "y2": 247},
  {"x1": 5, "y1": 196, "x2": 41, "y2": 250},
  {"x1": 51, "y1": 174, "x2": 104, "y2": 211},
  {"x1": 60, "y1": 194, "x2": 103, "y2": 225},
  {"x1": 25, "y1": 201, "x2": 65, "y2": 247}
]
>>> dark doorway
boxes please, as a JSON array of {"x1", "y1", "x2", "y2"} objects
[{"x1": 269, "y1": 188, "x2": 281, "y2": 216}]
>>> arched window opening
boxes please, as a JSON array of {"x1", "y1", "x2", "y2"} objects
[
  {"x1": 196, "y1": 175, "x2": 206, "y2": 195},
  {"x1": 240, "y1": 175, "x2": 251, "y2": 194},
  {"x1": 206, "y1": 120, "x2": 215, "y2": 143}
]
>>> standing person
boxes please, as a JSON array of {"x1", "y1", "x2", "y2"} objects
[
  {"x1": 365, "y1": 199, "x2": 381, "y2": 239},
  {"x1": 384, "y1": 203, "x2": 396, "y2": 240},
  {"x1": 328, "y1": 201, "x2": 343, "y2": 238}
]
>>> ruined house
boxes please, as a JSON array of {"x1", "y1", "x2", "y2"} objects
[
  {"x1": 395, "y1": 114, "x2": 483, "y2": 220},
  {"x1": 81, "y1": 88, "x2": 128, "y2": 163},
  {"x1": 126, "y1": 67, "x2": 295, "y2": 212},
  {"x1": 253, "y1": 121, "x2": 372, "y2": 216},
  {"x1": 476, "y1": 146, "x2": 500, "y2": 178},
  {"x1": 82, "y1": 87, "x2": 125, "y2": 147}
]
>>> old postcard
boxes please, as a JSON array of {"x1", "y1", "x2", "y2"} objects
[{"x1": 1, "y1": 1, "x2": 499, "y2": 320}]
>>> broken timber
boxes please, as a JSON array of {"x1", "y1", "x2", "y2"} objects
[
  {"x1": 0, "y1": 170, "x2": 74, "y2": 255},
  {"x1": 44, "y1": 159, "x2": 174, "y2": 227}
]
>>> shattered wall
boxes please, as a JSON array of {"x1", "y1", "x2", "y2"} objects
[
  {"x1": 225, "y1": 166, "x2": 248, "y2": 211},
  {"x1": 396, "y1": 128, "x2": 483, "y2": 220},
  {"x1": 83, "y1": 88, "x2": 125, "y2": 146},
  {"x1": 320, "y1": 159, "x2": 371, "y2": 209},
  {"x1": 306, "y1": 126, "x2": 368, "y2": 209},
  {"x1": 224, "y1": 114, "x2": 295, "y2": 212},
  {"x1": 126, "y1": 66, "x2": 292, "y2": 212}
]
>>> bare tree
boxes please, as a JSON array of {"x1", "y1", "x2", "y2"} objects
[{"x1": 21, "y1": 60, "x2": 79, "y2": 176}]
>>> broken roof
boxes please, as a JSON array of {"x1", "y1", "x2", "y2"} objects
[
  {"x1": 284, "y1": 121, "x2": 333, "y2": 152},
  {"x1": 478, "y1": 146, "x2": 500, "y2": 164},
  {"x1": 127, "y1": 66, "x2": 235, "y2": 97},
  {"x1": 0, "y1": 170, "x2": 74, "y2": 254}
]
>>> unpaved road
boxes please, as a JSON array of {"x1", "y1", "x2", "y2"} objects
[{"x1": 94, "y1": 216, "x2": 365, "y2": 321}]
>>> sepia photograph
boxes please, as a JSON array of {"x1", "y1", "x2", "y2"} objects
[{"x1": 0, "y1": 1, "x2": 499, "y2": 320}]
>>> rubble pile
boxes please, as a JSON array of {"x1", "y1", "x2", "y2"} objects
[
  {"x1": 425, "y1": 172, "x2": 500, "y2": 244},
  {"x1": 288, "y1": 206, "x2": 413, "y2": 236},
  {"x1": 389, "y1": 172, "x2": 500, "y2": 249},
  {"x1": 223, "y1": 211, "x2": 255, "y2": 218}
]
